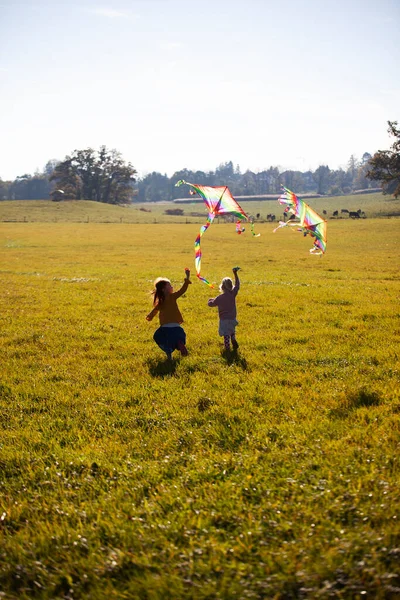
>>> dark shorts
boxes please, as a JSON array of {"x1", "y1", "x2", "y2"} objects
[{"x1": 153, "y1": 326, "x2": 186, "y2": 355}]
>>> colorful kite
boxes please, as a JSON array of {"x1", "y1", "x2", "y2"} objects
[
  {"x1": 175, "y1": 180, "x2": 259, "y2": 286},
  {"x1": 273, "y1": 186, "x2": 327, "y2": 255}
]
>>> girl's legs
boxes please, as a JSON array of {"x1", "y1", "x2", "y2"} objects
[
  {"x1": 177, "y1": 340, "x2": 188, "y2": 356},
  {"x1": 220, "y1": 321, "x2": 238, "y2": 351},
  {"x1": 154, "y1": 326, "x2": 188, "y2": 358},
  {"x1": 153, "y1": 328, "x2": 174, "y2": 359},
  {"x1": 175, "y1": 327, "x2": 188, "y2": 356},
  {"x1": 154, "y1": 326, "x2": 188, "y2": 359},
  {"x1": 231, "y1": 333, "x2": 239, "y2": 349}
]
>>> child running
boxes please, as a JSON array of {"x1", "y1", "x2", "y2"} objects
[
  {"x1": 146, "y1": 268, "x2": 191, "y2": 360},
  {"x1": 208, "y1": 267, "x2": 240, "y2": 351}
]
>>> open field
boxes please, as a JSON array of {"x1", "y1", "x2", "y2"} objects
[
  {"x1": 0, "y1": 192, "x2": 399, "y2": 224},
  {"x1": 1, "y1": 216, "x2": 400, "y2": 599}
]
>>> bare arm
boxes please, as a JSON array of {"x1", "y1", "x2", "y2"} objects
[
  {"x1": 146, "y1": 305, "x2": 159, "y2": 321},
  {"x1": 232, "y1": 267, "x2": 240, "y2": 294},
  {"x1": 173, "y1": 268, "x2": 192, "y2": 299}
]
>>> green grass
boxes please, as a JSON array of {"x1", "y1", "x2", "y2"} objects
[{"x1": 0, "y1": 216, "x2": 399, "y2": 599}]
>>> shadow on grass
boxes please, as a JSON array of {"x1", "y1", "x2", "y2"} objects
[
  {"x1": 221, "y1": 349, "x2": 249, "y2": 370},
  {"x1": 329, "y1": 388, "x2": 382, "y2": 418},
  {"x1": 147, "y1": 357, "x2": 177, "y2": 378}
]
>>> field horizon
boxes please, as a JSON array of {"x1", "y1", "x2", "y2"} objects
[{"x1": 1, "y1": 191, "x2": 399, "y2": 225}]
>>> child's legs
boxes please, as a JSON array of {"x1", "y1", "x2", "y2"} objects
[
  {"x1": 154, "y1": 326, "x2": 186, "y2": 355},
  {"x1": 171, "y1": 326, "x2": 186, "y2": 351},
  {"x1": 153, "y1": 327, "x2": 174, "y2": 355},
  {"x1": 219, "y1": 319, "x2": 238, "y2": 349},
  {"x1": 231, "y1": 331, "x2": 239, "y2": 349}
]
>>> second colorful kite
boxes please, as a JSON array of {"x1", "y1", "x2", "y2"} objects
[{"x1": 273, "y1": 186, "x2": 327, "y2": 255}]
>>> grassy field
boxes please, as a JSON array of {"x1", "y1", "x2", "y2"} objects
[
  {"x1": 0, "y1": 191, "x2": 399, "y2": 224},
  {"x1": 0, "y1": 209, "x2": 399, "y2": 598}
]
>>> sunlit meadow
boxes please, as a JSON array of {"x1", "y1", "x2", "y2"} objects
[{"x1": 1, "y1": 198, "x2": 399, "y2": 599}]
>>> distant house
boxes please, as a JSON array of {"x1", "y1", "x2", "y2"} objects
[{"x1": 352, "y1": 187, "x2": 382, "y2": 195}]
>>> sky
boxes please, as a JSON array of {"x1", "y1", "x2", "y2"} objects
[{"x1": 0, "y1": 0, "x2": 399, "y2": 181}]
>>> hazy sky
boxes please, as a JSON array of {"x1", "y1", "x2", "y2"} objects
[{"x1": 1, "y1": 0, "x2": 399, "y2": 181}]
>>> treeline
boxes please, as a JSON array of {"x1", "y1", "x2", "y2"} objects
[
  {"x1": 0, "y1": 149, "x2": 380, "y2": 203},
  {"x1": 0, "y1": 160, "x2": 56, "y2": 201},
  {"x1": 139, "y1": 154, "x2": 375, "y2": 202}
]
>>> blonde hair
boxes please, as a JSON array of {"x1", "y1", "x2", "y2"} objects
[
  {"x1": 152, "y1": 277, "x2": 171, "y2": 306},
  {"x1": 220, "y1": 277, "x2": 233, "y2": 293}
]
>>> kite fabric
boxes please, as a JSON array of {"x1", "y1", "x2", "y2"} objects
[
  {"x1": 175, "y1": 180, "x2": 259, "y2": 286},
  {"x1": 273, "y1": 186, "x2": 327, "y2": 255},
  {"x1": 195, "y1": 214, "x2": 214, "y2": 287}
]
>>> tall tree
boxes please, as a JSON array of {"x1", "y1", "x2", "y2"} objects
[
  {"x1": 49, "y1": 159, "x2": 82, "y2": 200},
  {"x1": 347, "y1": 155, "x2": 359, "y2": 190},
  {"x1": 280, "y1": 170, "x2": 305, "y2": 193},
  {"x1": 329, "y1": 168, "x2": 350, "y2": 195},
  {"x1": 265, "y1": 167, "x2": 280, "y2": 193},
  {"x1": 137, "y1": 172, "x2": 171, "y2": 202},
  {"x1": 43, "y1": 159, "x2": 60, "y2": 177},
  {"x1": 215, "y1": 161, "x2": 234, "y2": 180},
  {"x1": 313, "y1": 165, "x2": 331, "y2": 195},
  {"x1": 361, "y1": 152, "x2": 372, "y2": 165},
  {"x1": 241, "y1": 170, "x2": 257, "y2": 195},
  {"x1": 50, "y1": 146, "x2": 137, "y2": 204},
  {"x1": 366, "y1": 121, "x2": 400, "y2": 198}
]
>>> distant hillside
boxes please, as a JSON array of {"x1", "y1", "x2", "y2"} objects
[{"x1": 0, "y1": 192, "x2": 398, "y2": 223}]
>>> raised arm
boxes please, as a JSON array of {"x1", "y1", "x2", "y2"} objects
[
  {"x1": 173, "y1": 268, "x2": 192, "y2": 299},
  {"x1": 232, "y1": 267, "x2": 240, "y2": 294}
]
